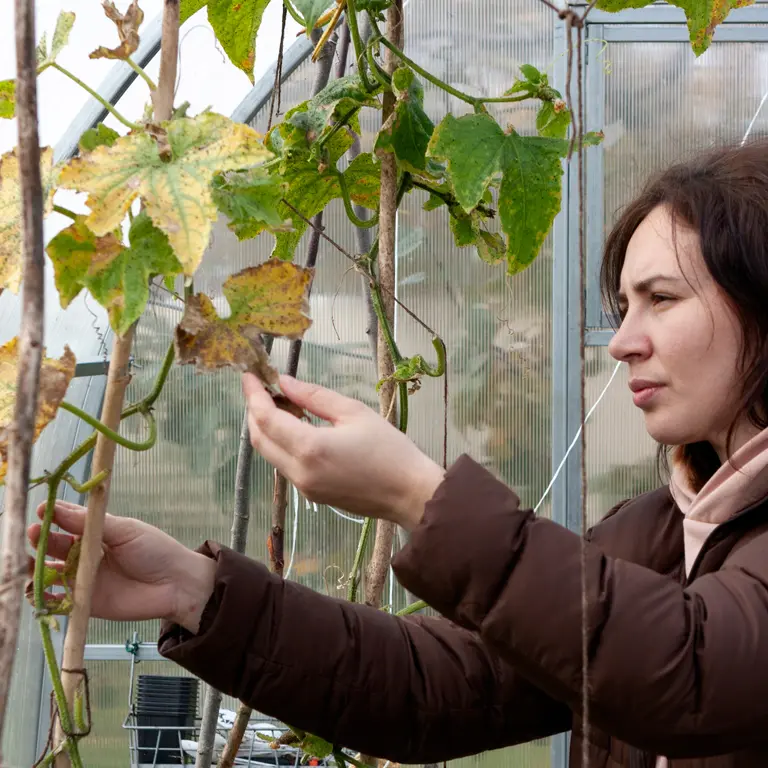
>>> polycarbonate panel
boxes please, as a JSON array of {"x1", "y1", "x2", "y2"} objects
[
  {"x1": 401, "y1": 0, "x2": 554, "y2": 511},
  {"x1": 584, "y1": 38, "x2": 768, "y2": 521}
]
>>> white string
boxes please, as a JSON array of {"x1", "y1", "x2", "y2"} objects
[
  {"x1": 314, "y1": 501, "x2": 366, "y2": 525},
  {"x1": 741, "y1": 89, "x2": 768, "y2": 146},
  {"x1": 534, "y1": 360, "x2": 622, "y2": 513},
  {"x1": 530, "y1": 85, "x2": 767, "y2": 520},
  {"x1": 283, "y1": 485, "x2": 300, "y2": 579}
]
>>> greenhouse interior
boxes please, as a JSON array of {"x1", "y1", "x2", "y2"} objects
[{"x1": 1, "y1": 0, "x2": 768, "y2": 766}]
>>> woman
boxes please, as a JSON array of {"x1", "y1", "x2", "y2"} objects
[{"x1": 29, "y1": 140, "x2": 768, "y2": 768}]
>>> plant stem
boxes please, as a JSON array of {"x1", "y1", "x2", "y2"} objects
[
  {"x1": 52, "y1": 205, "x2": 79, "y2": 221},
  {"x1": 0, "y1": 0, "x2": 46, "y2": 753},
  {"x1": 370, "y1": 29, "x2": 532, "y2": 108},
  {"x1": 346, "y1": 516, "x2": 373, "y2": 603},
  {"x1": 364, "y1": 0, "x2": 404, "y2": 613},
  {"x1": 58, "y1": 402, "x2": 156, "y2": 451},
  {"x1": 62, "y1": 469, "x2": 109, "y2": 495},
  {"x1": 283, "y1": 0, "x2": 305, "y2": 26},
  {"x1": 126, "y1": 55, "x2": 157, "y2": 91},
  {"x1": 335, "y1": 169, "x2": 379, "y2": 228},
  {"x1": 395, "y1": 599, "x2": 427, "y2": 616},
  {"x1": 345, "y1": 0, "x2": 373, "y2": 91},
  {"x1": 51, "y1": 63, "x2": 139, "y2": 130}
]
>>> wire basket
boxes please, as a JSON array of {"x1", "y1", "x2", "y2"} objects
[{"x1": 122, "y1": 642, "x2": 333, "y2": 768}]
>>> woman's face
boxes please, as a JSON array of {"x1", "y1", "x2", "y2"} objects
[{"x1": 607, "y1": 205, "x2": 756, "y2": 460}]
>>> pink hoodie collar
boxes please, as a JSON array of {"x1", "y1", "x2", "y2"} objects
[{"x1": 669, "y1": 427, "x2": 768, "y2": 575}]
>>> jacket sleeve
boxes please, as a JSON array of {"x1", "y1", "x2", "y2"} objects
[
  {"x1": 391, "y1": 454, "x2": 768, "y2": 759},
  {"x1": 158, "y1": 542, "x2": 570, "y2": 763}
]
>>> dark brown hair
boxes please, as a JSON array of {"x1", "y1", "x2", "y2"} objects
[{"x1": 600, "y1": 139, "x2": 768, "y2": 489}]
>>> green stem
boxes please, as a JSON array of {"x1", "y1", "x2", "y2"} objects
[
  {"x1": 411, "y1": 179, "x2": 495, "y2": 218},
  {"x1": 396, "y1": 599, "x2": 427, "y2": 616},
  {"x1": 62, "y1": 469, "x2": 110, "y2": 494},
  {"x1": 345, "y1": 0, "x2": 373, "y2": 91},
  {"x1": 423, "y1": 336, "x2": 446, "y2": 377},
  {"x1": 51, "y1": 63, "x2": 139, "y2": 130},
  {"x1": 36, "y1": 474, "x2": 88, "y2": 768},
  {"x1": 126, "y1": 56, "x2": 157, "y2": 91},
  {"x1": 283, "y1": 0, "x2": 305, "y2": 26},
  {"x1": 59, "y1": 402, "x2": 157, "y2": 452},
  {"x1": 347, "y1": 517, "x2": 374, "y2": 603},
  {"x1": 365, "y1": 43, "x2": 391, "y2": 89},
  {"x1": 53, "y1": 205, "x2": 79, "y2": 221},
  {"x1": 371, "y1": 30, "x2": 534, "y2": 108},
  {"x1": 122, "y1": 342, "x2": 175, "y2": 416},
  {"x1": 316, "y1": 105, "x2": 361, "y2": 151},
  {"x1": 334, "y1": 170, "x2": 379, "y2": 229}
]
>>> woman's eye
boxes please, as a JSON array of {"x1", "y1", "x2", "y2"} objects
[{"x1": 651, "y1": 294, "x2": 673, "y2": 306}]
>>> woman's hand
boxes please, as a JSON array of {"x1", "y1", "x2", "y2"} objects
[
  {"x1": 242, "y1": 373, "x2": 446, "y2": 531},
  {"x1": 27, "y1": 501, "x2": 216, "y2": 633}
]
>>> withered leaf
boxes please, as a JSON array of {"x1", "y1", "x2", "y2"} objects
[{"x1": 89, "y1": 0, "x2": 144, "y2": 61}]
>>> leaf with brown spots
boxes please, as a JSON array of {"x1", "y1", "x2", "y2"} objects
[
  {"x1": 174, "y1": 260, "x2": 314, "y2": 385},
  {"x1": 0, "y1": 147, "x2": 55, "y2": 295},
  {"x1": 207, "y1": 0, "x2": 271, "y2": 83},
  {"x1": 0, "y1": 340, "x2": 76, "y2": 484},
  {"x1": 89, "y1": 0, "x2": 144, "y2": 60}
]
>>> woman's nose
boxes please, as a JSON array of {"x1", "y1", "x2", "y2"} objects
[{"x1": 607, "y1": 314, "x2": 652, "y2": 362}]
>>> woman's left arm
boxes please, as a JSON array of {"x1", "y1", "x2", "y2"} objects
[{"x1": 392, "y1": 454, "x2": 768, "y2": 759}]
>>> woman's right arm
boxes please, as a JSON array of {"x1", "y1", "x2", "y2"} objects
[{"x1": 159, "y1": 542, "x2": 571, "y2": 764}]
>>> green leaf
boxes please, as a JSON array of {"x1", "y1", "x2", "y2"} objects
[
  {"x1": 298, "y1": 734, "x2": 333, "y2": 759},
  {"x1": 212, "y1": 168, "x2": 288, "y2": 239},
  {"x1": 375, "y1": 67, "x2": 435, "y2": 175},
  {"x1": 50, "y1": 11, "x2": 76, "y2": 61},
  {"x1": 57, "y1": 112, "x2": 272, "y2": 276},
  {"x1": 207, "y1": 0, "x2": 270, "y2": 83},
  {"x1": 500, "y1": 133, "x2": 567, "y2": 274},
  {"x1": 427, "y1": 113, "x2": 506, "y2": 211},
  {"x1": 428, "y1": 113, "x2": 569, "y2": 274},
  {"x1": 291, "y1": 0, "x2": 335, "y2": 33},
  {"x1": 595, "y1": 0, "x2": 752, "y2": 55},
  {"x1": 0, "y1": 81, "x2": 15, "y2": 120},
  {"x1": 78, "y1": 123, "x2": 121, "y2": 153},
  {"x1": 180, "y1": 0, "x2": 209, "y2": 23},
  {"x1": 343, "y1": 152, "x2": 381, "y2": 210},
  {"x1": 271, "y1": 151, "x2": 380, "y2": 261},
  {"x1": 536, "y1": 100, "x2": 571, "y2": 139},
  {"x1": 47, "y1": 213, "x2": 182, "y2": 336},
  {"x1": 449, "y1": 207, "x2": 505, "y2": 266},
  {"x1": 312, "y1": 74, "x2": 380, "y2": 110},
  {"x1": 519, "y1": 63, "x2": 543, "y2": 83},
  {"x1": 282, "y1": 98, "x2": 360, "y2": 162}
]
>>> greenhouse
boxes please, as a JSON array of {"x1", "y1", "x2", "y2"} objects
[{"x1": 2, "y1": 0, "x2": 768, "y2": 766}]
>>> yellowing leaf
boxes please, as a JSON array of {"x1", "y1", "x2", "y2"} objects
[
  {"x1": 175, "y1": 260, "x2": 314, "y2": 384},
  {"x1": 90, "y1": 0, "x2": 143, "y2": 60},
  {"x1": 0, "y1": 339, "x2": 76, "y2": 484},
  {"x1": 207, "y1": 0, "x2": 270, "y2": 83},
  {"x1": 46, "y1": 212, "x2": 182, "y2": 336},
  {"x1": 57, "y1": 113, "x2": 272, "y2": 276},
  {"x1": 595, "y1": 0, "x2": 753, "y2": 55},
  {"x1": 0, "y1": 80, "x2": 15, "y2": 120},
  {"x1": 0, "y1": 147, "x2": 55, "y2": 295}
]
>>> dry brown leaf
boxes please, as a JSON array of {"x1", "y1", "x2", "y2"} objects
[
  {"x1": 89, "y1": 0, "x2": 144, "y2": 60},
  {"x1": 0, "y1": 339, "x2": 76, "y2": 484}
]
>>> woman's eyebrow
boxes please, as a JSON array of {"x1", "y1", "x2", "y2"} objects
[{"x1": 618, "y1": 273, "x2": 682, "y2": 301}]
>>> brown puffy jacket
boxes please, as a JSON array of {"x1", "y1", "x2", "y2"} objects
[{"x1": 159, "y1": 455, "x2": 768, "y2": 767}]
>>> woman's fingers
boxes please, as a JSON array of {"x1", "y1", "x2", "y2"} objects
[
  {"x1": 33, "y1": 500, "x2": 130, "y2": 548},
  {"x1": 243, "y1": 375, "x2": 317, "y2": 456},
  {"x1": 27, "y1": 526, "x2": 76, "y2": 561},
  {"x1": 278, "y1": 375, "x2": 365, "y2": 423}
]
